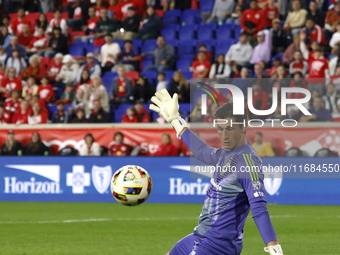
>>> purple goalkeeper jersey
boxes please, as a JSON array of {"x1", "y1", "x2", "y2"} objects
[{"x1": 181, "y1": 129, "x2": 277, "y2": 255}]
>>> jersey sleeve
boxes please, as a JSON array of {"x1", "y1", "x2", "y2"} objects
[
  {"x1": 181, "y1": 129, "x2": 223, "y2": 165},
  {"x1": 237, "y1": 153, "x2": 278, "y2": 245}
]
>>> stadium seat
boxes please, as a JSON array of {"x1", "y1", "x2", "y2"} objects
[
  {"x1": 179, "y1": 54, "x2": 195, "y2": 62},
  {"x1": 177, "y1": 40, "x2": 196, "y2": 56},
  {"x1": 141, "y1": 39, "x2": 157, "y2": 53},
  {"x1": 181, "y1": 14, "x2": 197, "y2": 26},
  {"x1": 26, "y1": 12, "x2": 40, "y2": 26},
  {"x1": 155, "y1": 9, "x2": 164, "y2": 18},
  {"x1": 200, "y1": 0, "x2": 215, "y2": 12},
  {"x1": 102, "y1": 72, "x2": 118, "y2": 81},
  {"x1": 176, "y1": 59, "x2": 192, "y2": 71},
  {"x1": 113, "y1": 40, "x2": 124, "y2": 48},
  {"x1": 102, "y1": 77, "x2": 112, "y2": 95},
  {"x1": 163, "y1": 24, "x2": 181, "y2": 30},
  {"x1": 178, "y1": 26, "x2": 196, "y2": 41},
  {"x1": 161, "y1": 28, "x2": 177, "y2": 41},
  {"x1": 179, "y1": 103, "x2": 191, "y2": 117},
  {"x1": 216, "y1": 25, "x2": 234, "y2": 41},
  {"x1": 69, "y1": 45, "x2": 85, "y2": 57},
  {"x1": 166, "y1": 39, "x2": 178, "y2": 47},
  {"x1": 58, "y1": 147, "x2": 78, "y2": 156},
  {"x1": 314, "y1": 148, "x2": 336, "y2": 157},
  {"x1": 163, "y1": 70, "x2": 175, "y2": 83},
  {"x1": 162, "y1": 9, "x2": 182, "y2": 25},
  {"x1": 197, "y1": 26, "x2": 215, "y2": 40},
  {"x1": 284, "y1": 147, "x2": 303, "y2": 157},
  {"x1": 140, "y1": 71, "x2": 157, "y2": 85},
  {"x1": 142, "y1": 60, "x2": 153, "y2": 71},
  {"x1": 132, "y1": 39, "x2": 143, "y2": 48},
  {"x1": 45, "y1": 12, "x2": 54, "y2": 22},
  {"x1": 199, "y1": 23, "x2": 217, "y2": 30},
  {"x1": 114, "y1": 104, "x2": 134, "y2": 122},
  {"x1": 62, "y1": 12, "x2": 68, "y2": 19},
  {"x1": 126, "y1": 71, "x2": 139, "y2": 83},
  {"x1": 182, "y1": 71, "x2": 193, "y2": 81},
  {"x1": 215, "y1": 40, "x2": 234, "y2": 55},
  {"x1": 234, "y1": 25, "x2": 241, "y2": 38},
  {"x1": 86, "y1": 45, "x2": 101, "y2": 54},
  {"x1": 182, "y1": 9, "x2": 200, "y2": 17}
]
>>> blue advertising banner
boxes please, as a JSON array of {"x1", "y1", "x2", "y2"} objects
[{"x1": 0, "y1": 157, "x2": 339, "y2": 205}]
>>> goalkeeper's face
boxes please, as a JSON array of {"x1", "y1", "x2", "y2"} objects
[{"x1": 216, "y1": 118, "x2": 247, "y2": 151}]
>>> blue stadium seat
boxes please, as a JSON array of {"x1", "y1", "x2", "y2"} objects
[
  {"x1": 215, "y1": 40, "x2": 234, "y2": 56},
  {"x1": 162, "y1": 9, "x2": 182, "y2": 25},
  {"x1": 69, "y1": 45, "x2": 85, "y2": 57},
  {"x1": 163, "y1": 23, "x2": 181, "y2": 30},
  {"x1": 197, "y1": 39, "x2": 215, "y2": 54},
  {"x1": 163, "y1": 70, "x2": 175, "y2": 83},
  {"x1": 142, "y1": 60, "x2": 153, "y2": 71},
  {"x1": 176, "y1": 58, "x2": 192, "y2": 71},
  {"x1": 197, "y1": 26, "x2": 215, "y2": 40},
  {"x1": 179, "y1": 103, "x2": 191, "y2": 118},
  {"x1": 200, "y1": 0, "x2": 215, "y2": 12},
  {"x1": 177, "y1": 40, "x2": 196, "y2": 56},
  {"x1": 142, "y1": 39, "x2": 157, "y2": 53},
  {"x1": 181, "y1": 14, "x2": 197, "y2": 26},
  {"x1": 216, "y1": 25, "x2": 233, "y2": 41},
  {"x1": 180, "y1": 24, "x2": 198, "y2": 30},
  {"x1": 182, "y1": 9, "x2": 199, "y2": 17},
  {"x1": 166, "y1": 39, "x2": 178, "y2": 47},
  {"x1": 234, "y1": 25, "x2": 241, "y2": 38},
  {"x1": 132, "y1": 39, "x2": 143, "y2": 48},
  {"x1": 114, "y1": 104, "x2": 134, "y2": 122},
  {"x1": 199, "y1": 23, "x2": 217, "y2": 30},
  {"x1": 161, "y1": 28, "x2": 177, "y2": 41},
  {"x1": 182, "y1": 71, "x2": 193, "y2": 81},
  {"x1": 179, "y1": 54, "x2": 195, "y2": 62},
  {"x1": 86, "y1": 45, "x2": 101, "y2": 54},
  {"x1": 71, "y1": 41, "x2": 88, "y2": 48},
  {"x1": 112, "y1": 40, "x2": 124, "y2": 48},
  {"x1": 102, "y1": 72, "x2": 118, "y2": 80},
  {"x1": 140, "y1": 71, "x2": 157, "y2": 85},
  {"x1": 178, "y1": 26, "x2": 196, "y2": 41}
]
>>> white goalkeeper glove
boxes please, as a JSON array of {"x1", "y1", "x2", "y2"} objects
[
  {"x1": 264, "y1": 244, "x2": 284, "y2": 255},
  {"x1": 149, "y1": 89, "x2": 188, "y2": 138}
]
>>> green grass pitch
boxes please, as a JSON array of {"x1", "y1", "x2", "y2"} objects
[{"x1": 0, "y1": 202, "x2": 339, "y2": 255}]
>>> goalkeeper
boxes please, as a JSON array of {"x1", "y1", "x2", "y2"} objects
[{"x1": 149, "y1": 89, "x2": 284, "y2": 255}]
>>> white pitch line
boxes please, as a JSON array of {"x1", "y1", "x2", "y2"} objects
[{"x1": 0, "y1": 218, "x2": 111, "y2": 224}]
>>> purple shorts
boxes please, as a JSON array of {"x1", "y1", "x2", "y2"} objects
[{"x1": 169, "y1": 234, "x2": 243, "y2": 255}]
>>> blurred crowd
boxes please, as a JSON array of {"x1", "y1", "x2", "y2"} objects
[
  {"x1": 0, "y1": 0, "x2": 339, "y2": 125},
  {"x1": 0, "y1": 129, "x2": 190, "y2": 156}
]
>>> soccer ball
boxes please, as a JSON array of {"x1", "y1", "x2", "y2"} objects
[{"x1": 110, "y1": 165, "x2": 152, "y2": 206}]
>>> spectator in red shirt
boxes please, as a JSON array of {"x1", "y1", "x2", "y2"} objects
[
  {"x1": 289, "y1": 50, "x2": 308, "y2": 76},
  {"x1": 194, "y1": 44, "x2": 213, "y2": 63},
  {"x1": 28, "y1": 102, "x2": 48, "y2": 124},
  {"x1": 38, "y1": 76, "x2": 55, "y2": 103},
  {"x1": 47, "y1": 10, "x2": 68, "y2": 37},
  {"x1": 122, "y1": 106, "x2": 138, "y2": 123},
  {"x1": 135, "y1": 101, "x2": 150, "y2": 123},
  {"x1": 17, "y1": 23, "x2": 33, "y2": 51},
  {"x1": 0, "y1": 104, "x2": 11, "y2": 124},
  {"x1": 325, "y1": 2, "x2": 340, "y2": 38},
  {"x1": 11, "y1": 7, "x2": 33, "y2": 35},
  {"x1": 249, "y1": 83, "x2": 268, "y2": 120},
  {"x1": 288, "y1": 71, "x2": 308, "y2": 99},
  {"x1": 28, "y1": 27, "x2": 48, "y2": 54},
  {"x1": 240, "y1": 0, "x2": 263, "y2": 36},
  {"x1": 4, "y1": 90, "x2": 21, "y2": 114},
  {"x1": 108, "y1": 131, "x2": 136, "y2": 156},
  {"x1": 261, "y1": 0, "x2": 279, "y2": 28},
  {"x1": 66, "y1": 0, "x2": 89, "y2": 31},
  {"x1": 11, "y1": 100, "x2": 30, "y2": 124},
  {"x1": 190, "y1": 51, "x2": 212, "y2": 79},
  {"x1": 0, "y1": 67, "x2": 22, "y2": 98},
  {"x1": 108, "y1": 0, "x2": 123, "y2": 21},
  {"x1": 47, "y1": 53, "x2": 63, "y2": 82},
  {"x1": 154, "y1": 133, "x2": 178, "y2": 156},
  {"x1": 21, "y1": 54, "x2": 47, "y2": 81},
  {"x1": 301, "y1": 17, "x2": 327, "y2": 47}
]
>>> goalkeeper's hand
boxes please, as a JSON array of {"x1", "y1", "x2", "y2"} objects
[
  {"x1": 149, "y1": 89, "x2": 188, "y2": 138},
  {"x1": 264, "y1": 244, "x2": 284, "y2": 255}
]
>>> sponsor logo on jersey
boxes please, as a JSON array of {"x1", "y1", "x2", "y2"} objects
[{"x1": 252, "y1": 180, "x2": 261, "y2": 190}]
